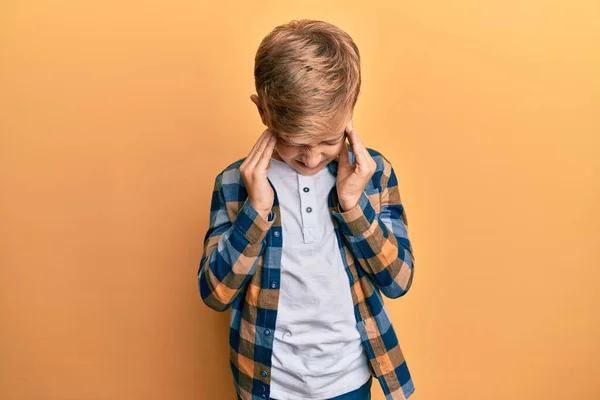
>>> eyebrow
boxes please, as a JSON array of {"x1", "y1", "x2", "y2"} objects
[{"x1": 280, "y1": 133, "x2": 344, "y2": 147}]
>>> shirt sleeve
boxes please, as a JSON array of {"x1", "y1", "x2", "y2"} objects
[
  {"x1": 198, "y1": 174, "x2": 275, "y2": 311},
  {"x1": 331, "y1": 156, "x2": 415, "y2": 298}
]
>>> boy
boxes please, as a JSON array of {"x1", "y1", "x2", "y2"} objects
[{"x1": 198, "y1": 19, "x2": 415, "y2": 400}]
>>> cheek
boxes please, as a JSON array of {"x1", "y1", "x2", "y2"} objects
[
  {"x1": 330, "y1": 143, "x2": 346, "y2": 156},
  {"x1": 275, "y1": 144, "x2": 299, "y2": 159}
]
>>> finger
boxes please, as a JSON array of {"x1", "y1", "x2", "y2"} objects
[
  {"x1": 348, "y1": 128, "x2": 366, "y2": 166},
  {"x1": 256, "y1": 134, "x2": 277, "y2": 171},
  {"x1": 345, "y1": 119, "x2": 354, "y2": 134},
  {"x1": 338, "y1": 134, "x2": 350, "y2": 166},
  {"x1": 357, "y1": 139, "x2": 374, "y2": 174},
  {"x1": 250, "y1": 128, "x2": 272, "y2": 153},
  {"x1": 357, "y1": 134, "x2": 370, "y2": 162},
  {"x1": 245, "y1": 128, "x2": 273, "y2": 168},
  {"x1": 355, "y1": 134, "x2": 376, "y2": 174},
  {"x1": 349, "y1": 126, "x2": 368, "y2": 161},
  {"x1": 359, "y1": 146, "x2": 375, "y2": 174},
  {"x1": 352, "y1": 132, "x2": 373, "y2": 176}
]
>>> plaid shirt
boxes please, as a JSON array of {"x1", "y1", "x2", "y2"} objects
[{"x1": 198, "y1": 145, "x2": 416, "y2": 400}]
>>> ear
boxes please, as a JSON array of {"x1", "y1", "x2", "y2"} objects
[{"x1": 250, "y1": 94, "x2": 267, "y2": 126}]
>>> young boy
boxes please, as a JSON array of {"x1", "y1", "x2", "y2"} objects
[{"x1": 198, "y1": 19, "x2": 415, "y2": 400}]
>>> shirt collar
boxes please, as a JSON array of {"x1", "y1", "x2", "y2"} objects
[{"x1": 327, "y1": 158, "x2": 338, "y2": 176}]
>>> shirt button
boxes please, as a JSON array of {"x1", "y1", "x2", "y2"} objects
[
  {"x1": 306, "y1": 207, "x2": 312, "y2": 213},
  {"x1": 303, "y1": 187, "x2": 310, "y2": 193},
  {"x1": 264, "y1": 329, "x2": 271, "y2": 336},
  {"x1": 273, "y1": 231, "x2": 280, "y2": 237},
  {"x1": 270, "y1": 281, "x2": 277, "y2": 289},
  {"x1": 261, "y1": 370, "x2": 268, "y2": 377}
]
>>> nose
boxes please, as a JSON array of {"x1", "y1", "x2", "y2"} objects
[{"x1": 301, "y1": 149, "x2": 322, "y2": 168}]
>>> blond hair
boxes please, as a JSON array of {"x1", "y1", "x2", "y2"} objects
[{"x1": 253, "y1": 19, "x2": 361, "y2": 144}]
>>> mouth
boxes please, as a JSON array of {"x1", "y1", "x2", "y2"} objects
[{"x1": 295, "y1": 159, "x2": 325, "y2": 170}]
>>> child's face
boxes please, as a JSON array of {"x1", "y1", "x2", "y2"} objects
[
  {"x1": 250, "y1": 93, "x2": 349, "y2": 175},
  {"x1": 273, "y1": 131, "x2": 347, "y2": 176}
]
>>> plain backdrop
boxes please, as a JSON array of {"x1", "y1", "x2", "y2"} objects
[{"x1": 1, "y1": 1, "x2": 599, "y2": 399}]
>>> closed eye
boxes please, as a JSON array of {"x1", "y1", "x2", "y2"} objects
[
  {"x1": 279, "y1": 134, "x2": 344, "y2": 147},
  {"x1": 323, "y1": 134, "x2": 345, "y2": 146}
]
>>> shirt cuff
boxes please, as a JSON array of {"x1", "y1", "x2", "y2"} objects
[
  {"x1": 233, "y1": 198, "x2": 276, "y2": 245},
  {"x1": 331, "y1": 191, "x2": 377, "y2": 239}
]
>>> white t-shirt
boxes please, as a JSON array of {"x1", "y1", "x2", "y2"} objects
[{"x1": 266, "y1": 157, "x2": 370, "y2": 400}]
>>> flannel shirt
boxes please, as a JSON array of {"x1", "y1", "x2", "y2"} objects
[{"x1": 198, "y1": 145, "x2": 416, "y2": 400}]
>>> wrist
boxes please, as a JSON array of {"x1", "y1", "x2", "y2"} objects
[
  {"x1": 257, "y1": 208, "x2": 272, "y2": 220},
  {"x1": 249, "y1": 199, "x2": 273, "y2": 216},
  {"x1": 338, "y1": 199, "x2": 359, "y2": 212}
]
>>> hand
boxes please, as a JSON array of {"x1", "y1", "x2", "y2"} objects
[
  {"x1": 239, "y1": 128, "x2": 277, "y2": 218},
  {"x1": 336, "y1": 120, "x2": 377, "y2": 211}
]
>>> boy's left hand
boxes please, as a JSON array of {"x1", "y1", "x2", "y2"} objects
[{"x1": 337, "y1": 120, "x2": 377, "y2": 211}]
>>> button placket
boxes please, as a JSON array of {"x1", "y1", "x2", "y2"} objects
[{"x1": 297, "y1": 173, "x2": 320, "y2": 243}]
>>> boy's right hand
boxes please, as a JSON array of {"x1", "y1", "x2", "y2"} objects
[{"x1": 239, "y1": 128, "x2": 277, "y2": 218}]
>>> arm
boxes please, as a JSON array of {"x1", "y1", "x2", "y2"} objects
[
  {"x1": 332, "y1": 157, "x2": 415, "y2": 298},
  {"x1": 198, "y1": 174, "x2": 275, "y2": 311}
]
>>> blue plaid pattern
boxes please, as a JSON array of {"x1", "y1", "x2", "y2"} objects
[{"x1": 198, "y1": 145, "x2": 416, "y2": 399}]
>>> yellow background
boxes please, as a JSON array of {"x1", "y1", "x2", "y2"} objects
[{"x1": 1, "y1": 1, "x2": 599, "y2": 399}]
